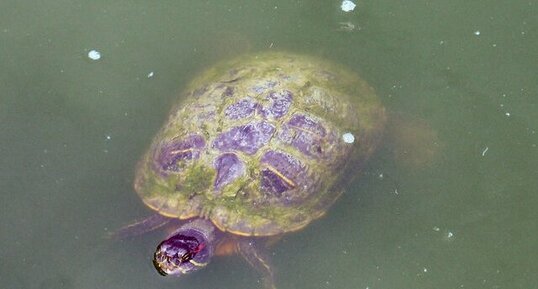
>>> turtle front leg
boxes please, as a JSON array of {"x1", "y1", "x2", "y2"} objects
[
  {"x1": 237, "y1": 239, "x2": 276, "y2": 289},
  {"x1": 108, "y1": 213, "x2": 171, "y2": 240}
]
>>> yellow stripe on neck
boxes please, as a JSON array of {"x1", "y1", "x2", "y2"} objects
[{"x1": 189, "y1": 259, "x2": 208, "y2": 267}]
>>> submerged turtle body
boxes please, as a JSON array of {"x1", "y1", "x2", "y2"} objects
[
  {"x1": 118, "y1": 52, "x2": 390, "y2": 288},
  {"x1": 134, "y1": 52, "x2": 386, "y2": 238}
]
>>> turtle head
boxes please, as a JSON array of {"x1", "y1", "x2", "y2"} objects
[{"x1": 153, "y1": 219, "x2": 216, "y2": 276}]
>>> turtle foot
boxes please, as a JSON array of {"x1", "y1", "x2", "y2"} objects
[
  {"x1": 386, "y1": 113, "x2": 443, "y2": 169},
  {"x1": 237, "y1": 239, "x2": 276, "y2": 289}
]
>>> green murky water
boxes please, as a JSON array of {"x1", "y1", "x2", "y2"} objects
[{"x1": 1, "y1": 1, "x2": 537, "y2": 288}]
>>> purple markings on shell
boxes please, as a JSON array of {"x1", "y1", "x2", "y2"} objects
[
  {"x1": 213, "y1": 121, "x2": 275, "y2": 155},
  {"x1": 213, "y1": 153, "x2": 245, "y2": 190},
  {"x1": 261, "y1": 150, "x2": 305, "y2": 181},
  {"x1": 224, "y1": 98, "x2": 258, "y2": 120},
  {"x1": 222, "y1": 86, "x2": 234, "y2": 97},
  {"x1": 263, "y1": 90, "x2": 293, "y2": 119},
  {"x1": 156, "y1": 134, "x2": 205, "y2": 172},
  {"x1": 279, "y1": 114, "x2": 328, "y2": 158},
  {"x1": 260, "y1": 169, "x2": 293, "y2": 196},
  {"x1": 260, "y1": 150, "x2": 306, "y2": 196},
  {"x1": 267, "y1": 90, "x2": 293, "y2": 118},
  {"x1": 192, "y1": 86, "x2": 208, "y2": 98},
  {"x1": 251, "y1": 80, "x2": 278, "y2": 94},
  {"x1": 192, "y1": 104, "x2": 217, "y2": 122},
  {"x1": 288, "y1": 114, "x2": 327, "y2": 136}
]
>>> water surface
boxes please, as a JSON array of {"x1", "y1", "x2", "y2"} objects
[{"x1": 1, "y1": 1, "x2": 537, "y2": 288}]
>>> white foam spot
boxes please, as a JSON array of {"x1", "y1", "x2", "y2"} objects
[
  {"x1": 342, "y1": 132, "x2": 355, "y2": 143},
  {"x1": 88, "y1": 50, "x2": 101, "y2": 60},
  {"x1": 341, "y1": 0, "x2": 356, "y2": 12}
]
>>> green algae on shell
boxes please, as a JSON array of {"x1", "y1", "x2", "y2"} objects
[{"x1": 134, "y1": 51, "x2": 386, "y2": 236}]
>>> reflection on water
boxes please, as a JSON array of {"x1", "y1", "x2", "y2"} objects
[{"x1": 1, "y1": 0, "x2": 537, "y2": 288}]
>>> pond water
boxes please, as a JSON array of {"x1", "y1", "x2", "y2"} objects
[{"x1": 1, "y1": 1, "x2": 537, "y2": 288}]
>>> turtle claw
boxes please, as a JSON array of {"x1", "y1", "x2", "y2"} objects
[
  {"x1": 237, "y1": 239, "x2": 276, "y2": 289},
  {"x1": 108, "y1": 214, "x2": 171, "y2": 240}
]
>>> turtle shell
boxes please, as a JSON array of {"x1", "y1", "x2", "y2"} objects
[{"x1": 134, "y1": 52, "x2": 386, "y2": 236}]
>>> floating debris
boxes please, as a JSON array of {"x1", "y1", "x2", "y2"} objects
[
  {"x1": 474, "y1": 30, "x2": 481, "y2": 36},
  {"x1": 337, "y1": 21, "x2": 358, "y2": 32},
  {"x1": 341, "y1": 0, "x2": 356, "y2": 12},
  {"x1": 147, "y1": 71, "x2": 155, "y2": 78},
  {"x1": 481, "y1": 146, "x2": 489, "y2": 156},
  {"x1": 88, "y1": 49, "x2": 101, "y2": 60}
]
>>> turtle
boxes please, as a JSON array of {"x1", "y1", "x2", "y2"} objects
[{"x1": 114, "y1": 51, "x2": 388, "y2": 289}]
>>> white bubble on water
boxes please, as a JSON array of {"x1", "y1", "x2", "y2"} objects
[
  {"x1": 341, "y1": 0, "x2": 356, "y2": 12},
  {"x1": 88, "y1": 49, "x2": 101, "y2": 60},
  {"x1": 342, "y1": 132, "x2": 355, "y2": 143}
]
